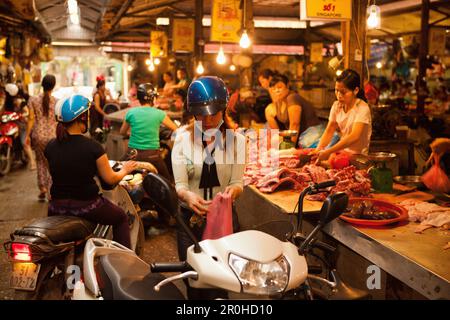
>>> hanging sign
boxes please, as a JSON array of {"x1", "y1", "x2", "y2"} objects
[
  {"x1": 429, "y1": 28, "x2": 446, "y2": 56},
  {"x1": 310, "y1": 42, "x2": 323, "y2": 62},
  {"x1": 150, "y1": 31, "x2": 168, "y2": 57},
  {"x1": 210, "y1": 0, "x2": 242, "y2": 43},
  {"x1": 300, "y1": 0, "x2": 352, "y2": 21},
  {"x1": 172, "y1": 19, "x2": 195, "y2": 52}
]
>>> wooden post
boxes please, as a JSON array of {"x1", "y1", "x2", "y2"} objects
[
  {"x1": 417, "y1": 0, "x2": 430, "y2": 114},
  {"x1": 194, "y1": 0, "x2": 204, "y2": 76},
  {"x1": 341, "y1": 0, "x2": 367, "y2": 86}
]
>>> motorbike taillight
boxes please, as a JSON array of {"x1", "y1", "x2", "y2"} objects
[{"x1": 11, "y1": 243, "x2": 32, "y2": 262}]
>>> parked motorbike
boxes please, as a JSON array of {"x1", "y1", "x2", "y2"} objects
[
  {"x1": 3, "y1": 158, "x2": 152, "y2": 300},
  {"x1": 0, "y1": 111, "x2": 28, "y2": 176},
  {"x1": 70, "y1": 173, "x2": 366, "y2": 300}
]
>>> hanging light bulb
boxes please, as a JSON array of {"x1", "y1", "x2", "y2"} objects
[
  {"x1": 239, "y1": 30, "x2": 251, "y2": 49},
  {"x1": 148, "y1": 62, "x2": 155, "y2": 72},
  {"x1": 196, "y1": 61, "x2": 205, "y2": 75},
  {"x1": 367, "y1": 5, "x2": 381, "y2": 30},
  {"x1": 127, "y1": 65, "x2": 133, "y2": 72},
  {"x1": 154, "y1": 58, "x2": 161, "y2": 65},
  {"x1": 216, "y1": 45, "x2": 226, "y2": 65},
  {"x1": 376, "y1": 62, "x2": 382, "y2": 69},
  {"x1": 230, "y1": 64, "x2": 236, "y2": 72},
  {"x1": 336, "y1": 69, "x2": 343, "y2": 76},
  {"x1": 145, "y1": 58, "x2": 151, "y2": 65}
]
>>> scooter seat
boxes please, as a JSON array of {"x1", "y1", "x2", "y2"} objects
[
  {"x1": 98, "y1": 253, "x2": 185, "y2": 300},
  {"x1": 14, "y1": 215, "x2": 96, "y2": 244}
]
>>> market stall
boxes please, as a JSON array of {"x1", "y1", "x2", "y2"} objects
[{"x1": 234, "y1": 139, "x2": 450, "y2": 300}]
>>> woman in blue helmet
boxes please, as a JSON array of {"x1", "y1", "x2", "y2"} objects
[
  {"x1": 44, "y1": 95, "x2": 137, "y2": 248},
  {"x1": 171, "y1": 76, "x2": 246, "y2": 299}
]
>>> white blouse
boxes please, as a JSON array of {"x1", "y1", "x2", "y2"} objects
[{"x1": 171, "y1": 127, "x2": 246, "y2": 199}]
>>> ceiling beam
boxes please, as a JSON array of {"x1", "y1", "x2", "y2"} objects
[
  {"x1": 110, "y1": 0, "x2": 135, "y2": 32},
  {"x1": 126, "y1": 0, "x2": 184, "y2": 16},
  {"x1": 430, "y1": 15, "x2": 450, "y2": 26},
  {"x1": 77, "y1": 0, "x2": 102, "y2": 13},
  {"x1": 36, "y1": 0, "x2": 65, "y2": 12}
]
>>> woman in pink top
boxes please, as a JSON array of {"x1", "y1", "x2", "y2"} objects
[
  {"x1": 315, "y1": 69, "x2": 372, "y2": 162},
  {"x1": 26, "y1": 75, "x2": 57, "y2": 201}
]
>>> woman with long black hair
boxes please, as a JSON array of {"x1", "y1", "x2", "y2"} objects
[
  {"x1": 315, "y1": 69, "x2": 372, "y2": 162},
  {"x1": 26, "y1": 74, "x2": 57, "y2": 201}
]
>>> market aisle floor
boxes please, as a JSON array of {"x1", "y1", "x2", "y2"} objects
[{"x1": 0, "y1": 166, "x2": 183, "y2": 300}]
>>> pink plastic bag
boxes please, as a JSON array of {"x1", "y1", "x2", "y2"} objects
[
  {"x1": 422, "y1": 154, "x2": 450, "y2": 193},
  {"x1": 202, "y1": 192, "x2": 233, "y2": 240}
]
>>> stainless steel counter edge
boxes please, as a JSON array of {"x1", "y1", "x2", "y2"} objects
[{"x1": 323, "y1": 220, "x2": 450, "y2": 300}]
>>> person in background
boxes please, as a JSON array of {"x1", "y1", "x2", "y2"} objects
[
  {"x1": 315, "y1": 69, "x2": 372, "y2": 162},
  {"x1": 170, "y1": 67, "x2": 190, "y2": 92},
  {"x1": 120, "y1": 83, "x2": 178, "y2": 182},
  {"x1": 172, "y1": 76, "x2": 245, "y2": 299},
  {"x1": 2, "y1": 83, "x2": 36, "y2": 170},
  {"x1": 46, "y1": 95, "x2": 136, "y2": 248},
  {"x1": 173, "y1": 89, "x2": 193, "y2": 125},
  {"x1": 26, "y1": 75, "x2": 57, "y2": 201},
  {"x1": 90, "y1": 77, "x2": 108, "y2": 137},
  {"x1": 265, "y1": 73, "x2": 321, "y2": 146},
  {"x1": 162, "y1": 72, "x2": 176, "y2": 98},
  {"x1": 254, "y1": 69, "x2": 275, "y2": 123},
  {"x1": 3, "y1": 83, "x2": 18, "y2": 112},
  {"x1": 364, "y1": 77, "x2": 379, "y2": 106}
]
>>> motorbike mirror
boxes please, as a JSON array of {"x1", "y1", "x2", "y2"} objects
[
  {"x1": 143, "y1": 173, "x2": 179, "y2": 217},
  {"x1": 128, "y1": 149, "x2": 138, "y2": 160},
  {"x1": 318, "y1": 192, "x2": 349, "y2": 225},
  {"x1": 143, "y1": 173, "x2": 202, "y2": 253}
]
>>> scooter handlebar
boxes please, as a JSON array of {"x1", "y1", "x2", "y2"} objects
[
  {"x1": 151, "y1": 261, "x2": 193, "y2": 273},
  {"x1": 314, "y1": 180, "x2": 336, "y2": 190}
]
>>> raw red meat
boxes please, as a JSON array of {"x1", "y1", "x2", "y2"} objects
[
  {"x1": 306, "y1": 193, "x2": 328, "y2": 201},
  {"x1": 259, "y1": 177, "x2": 302, "y2": 193},
  {"x1": 302, "y1": 164, "x2": 329, "y2": 183}
]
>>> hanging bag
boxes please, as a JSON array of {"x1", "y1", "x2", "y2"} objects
[
  {"x1": 202, "y1": 192, "x2": 233, "y2": 240},
  {"x1": 422, "y1": 154, "x2": 450, "y2": 193}
]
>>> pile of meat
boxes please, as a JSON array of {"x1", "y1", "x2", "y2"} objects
[
  {"x1": 398, "y1": 199, "x2": 450, "y2": 234},
  {"x1": 245, "y1": 162, "x2": 372, "y2": 201}
]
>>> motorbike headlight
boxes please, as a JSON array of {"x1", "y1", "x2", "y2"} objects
[{"x1": 228, "y1": 253, "x2": 289, "y2": 295}]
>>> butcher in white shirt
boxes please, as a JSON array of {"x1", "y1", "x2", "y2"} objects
[{"x1": 315, "y1": 69, "x2": 372, "y2": 161}]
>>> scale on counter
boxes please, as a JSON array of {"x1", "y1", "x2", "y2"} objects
[
  {"x1": 367, "y1": 152, "x2": 397, "y2": 193},
  {"x1": 279, "y1": 130, "x2": 298, "y2": 150}
]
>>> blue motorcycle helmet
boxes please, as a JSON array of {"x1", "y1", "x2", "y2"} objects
[
  {"x1": 186, "y1": 76, "x2": 229, "y2": 116},
  {"x1": 55, "y1": 94, "x2": 90, "y2": 123}
]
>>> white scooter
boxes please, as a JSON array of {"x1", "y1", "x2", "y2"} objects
[
  {"x1": 3, "y1": 158, "x2": 155, "y2": 300},
  {"x1": 71, "y1": 173, "x2": 354, "y2": 300}
]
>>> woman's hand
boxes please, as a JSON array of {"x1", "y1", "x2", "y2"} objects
[
  {"x1": 315, "y1": 149, "x2": 331, "y2": 165},
  {"x1": 224, "y1": 185, "x2": 242, "y2": 200},
  {"x1": 430, "y1": 138, "x2": 450, "y2": 157},
  {"x1": 184, "y1": 191, "x2": 212, "y2": 215},
  {"x1": 121, "y1": 161, "x2": 137, "y2": 174}
]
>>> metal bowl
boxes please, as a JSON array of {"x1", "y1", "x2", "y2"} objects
[
  {"x1": 394, "y1": 175, "x2": 424, "y2": 187},
  {"x1": 279, "y1": 130, "x2": 298, "y2": 137},
  {"x1": 367, "y1": 152, "x2": 397, "y2": 162}
]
